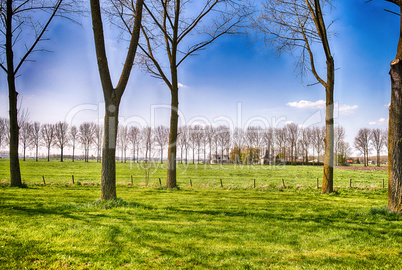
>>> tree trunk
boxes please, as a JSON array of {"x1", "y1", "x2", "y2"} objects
[
  {"x1": 36, "y1": 145, "x2": 39, "y2": 162},
  {"x1": 101, "y1": 102, "x2": 119, "y2": 200},
  {"x1": 388, "y1": 58, "x2": 402, "y2": 214},
  {"x1": 72, "y1": 146, "x2": 75, "y2": 162},
  {"x1": 160, "y1": 147, "x2": 163, "y2": 164},
  {"x1": 47, "y1": 147, "x2": 50, "y2": 162},
  {"x1": 61, "y1": 147, "x2": 63, "y2": 162},
  {"x1": 166, "y1": 90, "x2": 179, "y2": 188},
  {"x1": 322, "y1": 58, "x2": 335, "y2": 194},
  {"x1": 7, "y1": 0, "x2": 22, "y2": 187}
]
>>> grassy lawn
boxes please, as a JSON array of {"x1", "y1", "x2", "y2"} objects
[
  {"x1": 0, "y1": 159, "x2": 399, "y2": 269},
  {"x1": 0, "y1": 185, "x2": 401, "y2": 269},
  {"x1": 0, "y1": 159, "x2": 388, "y2": 189}
]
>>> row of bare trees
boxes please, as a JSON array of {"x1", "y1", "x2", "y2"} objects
[
  {"x1": 4, "y1": 117, "x2": 372, "y2": 166},
  {"x1": 354, "y1": 128, "x2": 388, "y2": 167},
  {"x1": 0, "y1": 117, "x2": 103, "y2": 162}
]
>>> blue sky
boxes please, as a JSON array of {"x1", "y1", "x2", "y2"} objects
[{"x1": 0, "y1": 0, "x2": 398, "y2": 150}]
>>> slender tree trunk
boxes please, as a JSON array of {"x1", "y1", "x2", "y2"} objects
[
  {"x1": 101, "y1": 102, "x2": 119, "y2": 200},
  {"x1": 23, "y1": 146, "x2": 26, "y2": 161},
  {"x1": 47, "y1": 147, "x2": 50, "y2": 162},
  {"x1": 36, "y1": 145, "x2": 39, "y2": 162},
  {"x1": 322, "y1": 58, "x2": 335, "y2": 194},
  {"x1": 388, "y1": 56, "x2": 402, "y2": 213},
  {"x1": 72, "y1": 146, "x2": 75, "y2": 162},
  {"x1": 61, "y1": 147, "x2": 63, "y2": 162},
  {"x1": 160, "y1": 147, "x2": 163, "y2": 164},
  {"x1": 167, "y1": 89, "x2": 179, "y2": 188}
]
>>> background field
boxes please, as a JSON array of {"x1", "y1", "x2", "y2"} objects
[{"x1": 0, "y1": 159, "x2": 388, "y2": 189}]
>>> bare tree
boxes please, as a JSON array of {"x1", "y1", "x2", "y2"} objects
[
  {"x1": 20, "y1": 121, "x2": 32, "y2": 161},
  {"x1": 204, "y1": 125, "x2": 215, "y2": 164},
  {"x1": 142, "y1": 127, "x2": 153, "y2": 163},
  {"x1": 312, "y1": 126, "x2": 325, "y2": 164},
  {"x1": 354, "y1": 128, "x2": 371, "y2": 167},
  {"x1": 117, "y1": 125, "x2": 129, "y2": 163},
  {"x1": 0, "y1": 117, "x2": 9, "y2": 150},
  {"x1": 275, "y1": 127, "x2": 287, "y2": 162},
  {"x1": 370, "y1": 128, "x2": 385, "y2": 167},
  {"x1": 31, "y1": 122, "x2": 41, "y2": 161},
  {"x1": 70, "y1": 125, "x2": 79, "y2": 162},
  {"x1": 256, "y1": 0, "x2": 335, "y2": 193},
  {"x1": 178, "y1": 125, "x2": 190, "y2": 164},
  {"x1": 300, "y1": 127, "x2": 312, "y2": 164},
  {"x1": 93, "y1": 124, "x2": 103, "y2": 163},
  {"x1": 216, "y1": 125, "x2": 231, "y2": 164},
  {"x1": 334, "y1": 126, "x2": 345, "y2": 166},
  {"x1": 41, "y1": 123, "x2": 55, "y2": 162},
  {"x1": 232, "y1": 128, "x2": 244, "y2": 164},
  {"x1": 128, "y1": 0, "x2": 250, "y2": 187},
  {"x1": 0, "y1": 0, "x2": 77, "y2": 186},
  {"x1": 127, "y1": 126, "x2": 140, "y2": 162},
  {"x1": 90, "y1": 0, "x2": 143, "y2": 199},
  {"x1": 79, "y1": 122, "x2": 96, "y2": 162},
  {"x1": 262, "y1": 128, "x2": 274, "y2": 165},
  {"x1": 54, "y1": 121, "x2": 69, "y2": 162},
  {"x1": 154, "y1": 125, "x2": 169, "y2": 164},
  {"x1": 285, "y1": 123, "x2": 299, "y2": 162}
]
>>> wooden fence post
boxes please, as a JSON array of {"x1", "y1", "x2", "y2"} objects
[
  {"x1": 254, "y1": 179, "x2": 256, "y2": 188},
  {"x1": 190, "y1": 179, "x2": 192, "y2": 187},
  {"x1": 316, "y1": 178, "x2": 319, "y2": 189},
  {"x1": 42, "y1": 175, "x2": 46, "y2": 185},
  {"x1": 282, "y1": 178, "x2": 286, "y2": 188},
  {"x1": 383, "y1": 178, "x2": 385, "y2": 189},
  {"x1": 159, "y1": 178, "x2": 162, "y2": 187},
  {"x1": 72, "y1": 175, "x2": 74, "y2": 184},
  {"x1": 349, "y1": 179, "x2": 352, "y2": 188},
  {"x1": 220, "y1": 179, "x2": 223, "y2": 188},
  {"x1": 131, "y1": 175, "x2": 133, "y2": 186}
]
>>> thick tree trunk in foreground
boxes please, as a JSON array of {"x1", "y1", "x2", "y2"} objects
[
  {"x1": 7, "y1": 0, "x2": 22, "y2": 187},
  {"x1": 322, "y1": 58, "x2": 335, "y2": 194},
  {"x1": 388, "y1": 58, "x2": 402, "y2": 214},
  {"x1": 9, "y1": 81, "x2": 22, "y2": 187},
  {"x1": 101, "y1": 102, "x2": 119, "y2": 200},
  {"x1": 167, "y1": 90, "x2": 179, "y2": 189}
]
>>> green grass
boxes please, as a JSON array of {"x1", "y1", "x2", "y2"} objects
[
  {"x1": 0, "y1": 159, "x2": 398, "y2": 269},
  {"x1": 0, "y1": 185, "x2": 401, "y2": 269},
  {"x1": 0, "y1": 159, "x2": 388, "y2": 189}
]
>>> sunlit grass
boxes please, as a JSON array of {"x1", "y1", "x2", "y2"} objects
[{"x1": 0, "y1": 185, "x2": 400, "y2": 269}]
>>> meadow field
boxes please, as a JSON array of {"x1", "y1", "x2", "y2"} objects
[
  {"x1": 0, "y1": 159, "x2": 401, "y2": 269},
  {"x1": 0, "y1": 159, "x2": 389, "y2": 189}
]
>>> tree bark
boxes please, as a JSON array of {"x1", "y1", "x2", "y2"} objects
[
  {"x1": 7, "y1": 0, "x2": 22, "y2": 187},
  {"x1": 322, "y1": 58, "x2": 335, "y2": 194},
  {"x1": 388, "y1": 58, "x2": 402, "y2": 214},
  {"x1": 101, "y1": 101, "x2": 119, "y2": 200},
  {"x1": 166, "y1": 89, "x2": 179, "y2": 188}
]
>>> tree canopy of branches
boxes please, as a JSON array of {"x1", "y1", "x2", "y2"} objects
[
  {"x1": 255, "y1": 0, "x2": 335, "y2": 193},
  {"x1": 0, "y1": 0, "x2": 78, "y2": 186},
  {"x1": 90, "y1": 0, "x2": 143, "y2": 200},
  {"x1": 112, "y1": 0, "x2": 250, "y2": 188}
]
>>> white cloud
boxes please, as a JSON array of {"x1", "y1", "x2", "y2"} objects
[
  {"x1": 369, "y1": 117, "x2": 387, "y2": 126},
  {"x1": 337, "y1": 104, "x2": 358, "y2": 115},
  {"x1": 178, "y1": 83, "x2": 187, "y2": 88},
  {"x1": 286, "y1": 100, "x2": 325, "y2": 109}
]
